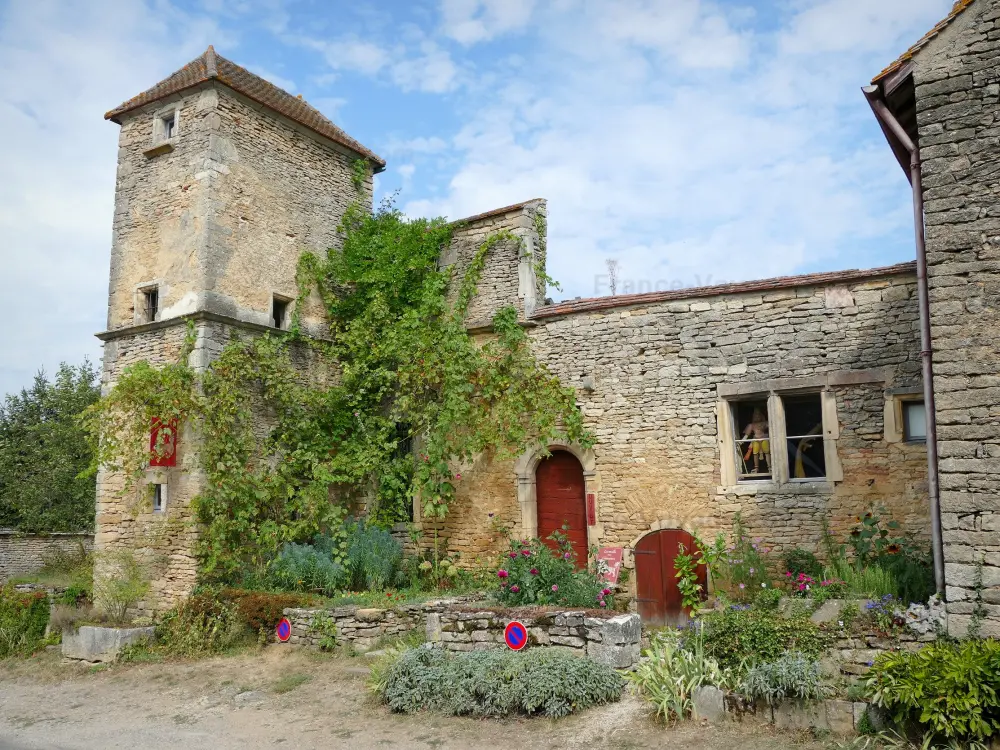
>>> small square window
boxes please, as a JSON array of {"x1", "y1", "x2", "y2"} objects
[
  {"x1": 903, "y1": 400, "x2": 927, "y2": 442},
  {"x1": 272, "y1": 297, "x2": 289, "y2": 329},
  {"x1": 784, "y1": 394, "x2": 826, "y2": 479},
  {"x1": 142, "y1": 287, "x2": 159, "y2": 323},
  {"x1": 152, "y1": 483, "x2": 167, "y2": 513},
  {"x1": 731, "y1": 399, "x2": 772, "y2": 481}
]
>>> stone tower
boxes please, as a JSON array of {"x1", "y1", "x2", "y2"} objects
[{"x1": 96, "y1": 46, "x2": 384, "y2": 611}]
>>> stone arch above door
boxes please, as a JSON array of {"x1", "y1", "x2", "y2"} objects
[{"x1": 513, "y1": 443, "x2": 599, "y2": 543}]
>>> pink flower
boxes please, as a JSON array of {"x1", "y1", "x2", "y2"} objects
[
  {"x1": 738, "y1": 583, "x2": 745, "y2": 590},
  {"x1": 497, "y1": 570, "x2": 509, "y2": 579},
  {"x1": 785, "y1": 572, "x2": 792, "y2": 578},
  {"x1": 509, "y1": 552, "x2": 517, "y2": 559},
  {"x1": 602, "y1": 588, "x2": 611, "y2": 596},
  {"x1": 600, "y1": 601, "x2": 607, "y2": 608},
  {"x1": 521, "y1": 549, "x2": 531, "y2": 556},
  {"x1": 563, "y1": 552, "x2": 572, "y2": 560},
  {"x1": 749, "y1": 568, "x2": 755, "y2": 574},
  {"x1": 551, "y1": 585, "x2": 559, "y2": 592},
  {"x1": 530, "y1": 568, "x2": 538, "y2": 575},
  {"x1": 455, "y1": 473, "x2": 462, "y2": 480},
  {"x1": 798, "y1": 583, "x2": 806, "y2": 591},
  {"x1": 510, "y1": 585, "x2": 520, "y2": 593}
]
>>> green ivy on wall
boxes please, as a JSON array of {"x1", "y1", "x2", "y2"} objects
[{"x1": 82, "y1": 200, "x2": 591, "y2": 583}]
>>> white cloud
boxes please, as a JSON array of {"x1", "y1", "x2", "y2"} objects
[
  {"x1": 440, "y1": 0, "x2": 536, "y2": 45},
  {"x1": 247, "y1": 65, "x2": 296, "y2": 93},
  {"x1": 310, "y1": 37, "x2": 389, "y2": 75},
  {"x1": 390, "y1": 42, "x2": 459, "y2": 93}
]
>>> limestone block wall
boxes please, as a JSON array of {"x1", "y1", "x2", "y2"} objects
[
  {"x1": 911, "y1": 0, "x2": 1000, "y2": 636},
  {"x1": 440, "y1": 267, "x2": 929, "y2": 567},
  {"x1": 444, "y1": 200, "x2": 546, "y2": 327},
  {"x1": 0, "y1": 532, "x2": 93, "y2": 582},
  {"x1": 283, "y1": 600, "x2": 642, "y2": 668},
  {"x1": 107, "y1": 87, "x2": 214, "y2": 331}
]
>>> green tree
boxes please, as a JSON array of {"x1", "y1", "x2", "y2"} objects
[{"x1": 0, "y1": 361, "x2": 99, "y2": 532}]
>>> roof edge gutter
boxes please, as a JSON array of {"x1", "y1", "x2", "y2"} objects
[{"x1": 863, "y1": 83, "x2": 945, "y2": 598}]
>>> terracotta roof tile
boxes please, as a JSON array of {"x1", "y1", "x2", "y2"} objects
[
  {"x1": 105, "y1": 46, "x2": 385, "y2": 169},
  {"x1": 872, "y1": 0, "x2": 977, "y2": 84},
  {"x1": 532, "y1": 261, "x2": 917, "y2": 319}
]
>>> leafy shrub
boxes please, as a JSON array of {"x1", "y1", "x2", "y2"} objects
[
  {"x1": 343, "y1": 519, "x2": 403, "y2": 591},
  {"x1": 845, "y1": 509, "x2": 934, "y2": 605},
  {"x1": 216, "y1": 588, "x2": 313, "y2": 633},
  {"x1": 825, "y1": 558, "x2": 898, "y2": 600},
  {"x1": 377, "y1": 647, "x2": 624, "y2": 718},
  {"x1": 698, "y1": 607, "x2": 832, "y2": 673},
  {"x1": 267, "y1": 541, "x2": 347, "y2": 596},
  {"x1": 740, "y1": 652, "x2": 828, "y2": 704},
  {"x1": 494, "y1": 530, "x2": 614, "y2": 609},
  {"x1": 92, "y1": 548, "x2": 150, "y2": 624},
  {"x1": 152, "y1": 596, "x2": 252, "y2": 656},
  {"x1": 865, "y1": 639, "x2": 1000, "y2": 745},
  {"x1": 754, "y1": 586, "x2": 783, "y2": 611},
  {"x1": 628, "y1": 627, "x2": 728, "y2": 721},
  {"x1": 783, "y1": 548, "x2": 822, "y2": 580},
  {"x1": 0, "y1": 586, "x2": 50, "y2": 657},
  {"x1": 715, "y1": 514, "x2": 772, "y2": 600}
]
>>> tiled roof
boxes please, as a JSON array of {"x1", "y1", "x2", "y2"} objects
[
  {"x1": 872, "y1": 0, "x2": 977, "y2": 83},
  {"x1": 449, "y1": 199, "x2": 545, "y2": 227},
  {"x1": 532, "y1": 262, "x2": 917, "y2": 319},
  {"x1": 105, "y1": 46, "x2": 385, "y2": 169}
]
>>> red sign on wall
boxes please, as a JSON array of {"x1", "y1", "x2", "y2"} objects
[
  {"x1": 149, "y1": 417, "x2": 178, "y2": 467},
  {"x1": 586, "y1": 493, "x2": 596, "y2": 526},
  {"x1": 596, "y1": 547, "x2": 624, "y2": 584}
]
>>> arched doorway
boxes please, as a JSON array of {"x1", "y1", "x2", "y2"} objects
[
  {"x1": 634, "y1": 529, "x2": 706, "y2": 626},
  {"x1": 535, "y1": 451, "x2": 588, "y2": 568}
]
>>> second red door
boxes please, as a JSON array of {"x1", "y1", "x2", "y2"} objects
[{"x1": 535, "y1": 451, "x2": 588, "y2": 568}]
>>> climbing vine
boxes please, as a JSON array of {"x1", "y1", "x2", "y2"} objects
[{"x1": 82, "y1": 199, "x2": 591, "y2": 584}]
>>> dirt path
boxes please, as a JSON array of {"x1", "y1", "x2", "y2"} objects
[{"x1": 0, "y1": 647, "x2": 828, "y2": 750}]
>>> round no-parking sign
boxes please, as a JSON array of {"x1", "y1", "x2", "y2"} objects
[
  {"x1": 504, "y1": 620, "x2": 528, "y2": 651},
  {"x1": 276, "y1": 617, "x2": 292, "y2": 642}
]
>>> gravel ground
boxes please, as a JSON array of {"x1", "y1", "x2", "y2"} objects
[{"x1": 0, "y1": 646, "x2": 831, "y2": 750}]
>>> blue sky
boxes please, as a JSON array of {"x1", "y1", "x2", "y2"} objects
[{"x1": 0, "y1": 0, "x2": 955, "y2": 397}]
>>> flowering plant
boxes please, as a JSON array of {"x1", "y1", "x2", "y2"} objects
[{"x1": 493, "y1": 527, "x2": 616, "y2": 608}]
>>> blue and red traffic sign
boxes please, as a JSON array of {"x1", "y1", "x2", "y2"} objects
[
  {"x1": 276, "y1": 617, "x2": 292, "y2": 642},
  {"x1": 504, "y1": 620, "x2": 528, "y2": 651}
]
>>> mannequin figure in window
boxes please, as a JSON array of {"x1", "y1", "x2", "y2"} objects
[
  {"x1": 794, "y1": 423, "x2": 824, "y2": 478},
  {"x1": 741, "y1": 408, "x2": 771, "y2": 474}
]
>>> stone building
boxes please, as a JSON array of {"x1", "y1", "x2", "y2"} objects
[
  {"x1": 95, "y1": 1, "x2": 999, "y2": 630},
  {"x1": 864, "y1": 0, "x2": 1000, "y2": 636}
]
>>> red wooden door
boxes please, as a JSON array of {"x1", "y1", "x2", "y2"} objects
[
  {"x1": 535, "y1": 451, "x2": 588, "y2": 568},
  {"x1": 634, "y1": 529, "x2": 706, "y2": 626}
]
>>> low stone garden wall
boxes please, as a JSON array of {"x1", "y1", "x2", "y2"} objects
[
  {"x1": 693, "y1": 686, "x2": 870, "y2": 735},
  {"x1": 282, "y1": 599, "x2": 642, "y2": 668},
  {"x1": 0, "y1": 530, "x2": 92, "y2": 582}
]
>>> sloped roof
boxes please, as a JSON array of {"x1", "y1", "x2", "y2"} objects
[
  {"x1": 872, "y1": 0, "x2": 977, "y2": 83},
  {"x1": 105, "y1": 46, "x2": 385, "y2": 169},
  {"x1": 532, "y1": 262, "x2": 917, "y2": 319}
]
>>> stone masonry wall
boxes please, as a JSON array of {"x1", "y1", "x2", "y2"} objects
[
  {"x1": 0, "y1": 532, "x2": 93, "y2": 582},
  {"x1": 444, "y1": 200, "x2": 546, "y2": 327},
  {"x1": 911, "y1": 0, "x2": 1000, "y2": 636},
  {"x1": 283, "y1": 600, "x2": 642, "y2": 668},
  {"x1": 440, "y1": 268, "x2": 929, "y2": 573}
]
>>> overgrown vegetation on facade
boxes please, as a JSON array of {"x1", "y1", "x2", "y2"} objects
[
  {"x1": 0, "y1": 362, "x2": 100, "y2": 532},
  {"x1": 81, "y1": 201, "x2": 589, "y2": 585}
]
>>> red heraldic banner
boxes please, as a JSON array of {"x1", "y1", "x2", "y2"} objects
[{"x1": 150, "y1": 417, "x2": 178, "y2": 467}]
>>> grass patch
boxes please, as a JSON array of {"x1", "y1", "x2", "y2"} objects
[{"x1": 272, "y1": 672, "x2": 312, "y2": 694}]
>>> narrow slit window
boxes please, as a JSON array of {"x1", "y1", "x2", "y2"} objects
[
  {"x1": 272, "y1": 297, "x2": 289, "y2": 329},
  {"x1": 731, "y1": 399, "x2": 772, "y2": 481},
  {"x1": 783, "y1": 394, "x2": 826, "y2": 479},
  {"x1": 152, "y1": 483, "x2": 166, "y2": 513},
  {"x1": 162, "y1": 113, "x2": 176, "y2": 139},
  {"x1": 143, "y1": 287, "x2": 159, "y2": 323},
  {"x1": 903, "y1": 400, "x2": 927, "y2": 442}
]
